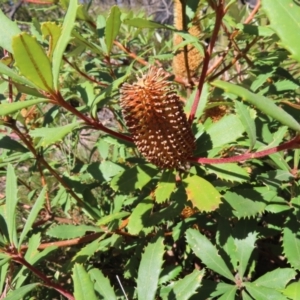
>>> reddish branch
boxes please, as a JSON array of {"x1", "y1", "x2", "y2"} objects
[
  {"x1": 188, "y1": 0, "x2": 226, "y2": 124},
  {"x1": 189, "y1": 136, "x2": 300, "y2": 165},
  {"x1": 63, "y1": 56, "x2": 108, "y2": 87},
  {"x1": 11, "y1": 254, "x2": 74, "y2": 300}
]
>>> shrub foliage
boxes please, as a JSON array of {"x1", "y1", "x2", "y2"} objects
[{"x1": 1, "y1": 0, "x2": 300, "y2": 299}]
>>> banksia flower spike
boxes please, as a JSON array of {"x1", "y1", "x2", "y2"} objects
[
  {"x1": 173, "y1": 0, "x2": 203, "y2": 78},
  {"x1": 120, "y1": 66, "x2": 195, "y2": 169}
]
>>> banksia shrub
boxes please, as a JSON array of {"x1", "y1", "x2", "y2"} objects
[{"x1": 120, "y1": 66, "x2": 195, "y2": 169}]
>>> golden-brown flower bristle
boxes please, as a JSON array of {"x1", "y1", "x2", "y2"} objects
[
  {"x1": 120, "y1": 66, "x2": 195, "y2": 169},
  {"x1": 172, "y1": 0, "x2": 203, "y2": 78}
]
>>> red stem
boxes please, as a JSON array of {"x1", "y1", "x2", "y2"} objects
[
  {"x1": 188, "y1": 0, "x2": 225, "y2": 124},
  {"x1": 11, "y1": 254, "x2": 74, "y2": 300},
  {"x1": 189, "y1": 136, "x2": 300, "y2": 165}
]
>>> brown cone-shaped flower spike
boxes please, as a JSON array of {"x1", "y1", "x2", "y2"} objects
[{"x1": 120, "y1": 67, "x2": 195, "y2": 169}]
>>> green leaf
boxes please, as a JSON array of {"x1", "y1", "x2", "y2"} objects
[
  {"x1": 262, "y1": 0, "x2": 300, "y2": 63},
  {"x1": 234, "y1": 232, "x2": 257, "y2": 279},
  {"x1": 185, "y1": 83, "x2": 209, "y2": 120},
  {"x1": 110, "y1": 164, "x2": 159, "y2": 193},
  {"x1": 183, "y1": 175, "x2": 221, "y2": 212},
  {"x1": 99, "y1": 160, "x2": 125, "y2": 181},
  {"x1": 97, "y1": 211, "x2": 130, "y2": 226},
  {"x1": 283, "y1": 218, "x2": 300, "y2": 270},
  {"x1": 172, "y1": 269, "x2": 205, "y2": 300},
  {"x1": 72, "y1": 264, "x2": 98, "y2": 300},
  {"x1": 0, "y1": 99, "x2": 49, "y2": 117},
  {"x1": 47, "y1": 224, "x2": 102, "y2": 239},
  {"x1": 52, "y1": 0, "x2": 78, "y2": 90},
  {"x1": 127, "y1": 197, "x2": 153, "y2": 235},
  {"x1": 253, "y1": 268, "x2": 296, "y2": 289},
  {"x1": 155, "y1": 170, "x2": 176, "y2": 204},
  {"x1": 4, "y1": 164, "x2": 18, "y2": 246},
  {"x1": 0, "y1": 61, "x2": 35, "y2": 87},
  {"x1": 244, "y1": 282, "x2": 288, "y2": 300},
  {"x1": 236, "y1": 24, "x2": 275, "y2": 37},
  {"x1": 223, "y1": 191, "x2": 266, "y2": 219},
  {"x1": 29, "y1": 122, "x2": 80, "y2": 148},
  {"x1": 235, "y1": 100, "x2": 256, "y2": 149},
  {"x1": 205, "y1": 163, "x2": 249, "y2": 183},
  {"x1": 18, "y1": 186, "x2": 47, "y2": 249},
  {"x1": 89, "y1": 268, "x2": 117, "y2": 300},
  {"x1": 217, "y1": 285, "x2": 237, "y2": 300},
  {"x1": 123, "y1": 18, "x2": 167, "y2": 29},
  {"x1": 211, "y1": 80, "x2": 300, "y2": 132},
  {"x1": 159, "y1": 265, "x2": 182, "y2": 285},
  {"x1": 4, "y1": 283, "x2": 40, "y2": 300},
  {"x1": 282, "y1": 282, "x2": 300, "y2": 300},
  {"x1": 206, "y1": 114, "x2": 245, "y2": 148},
  {"x1": 137, "y1": 235, "x2": 165, "y2": 300},
  {"x1": 105, "y1": 6, "x2": 121, "y2": 54},
  {"x1": 12, "y1": 33, "x2": 54, "y2": 92},
  {"x1": 0, "y1": 9, "x2": 21, "y2": 53},
  {"x1": 41, "y1": 22, "x2": 62, "y2": 60},
  {"x1": 186, "y1": 229, "x2": 235, "y2": 281}
]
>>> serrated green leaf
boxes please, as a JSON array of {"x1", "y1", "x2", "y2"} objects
[
  {"x1": 282, "y1": 282, "x2": 300, "y2": 300},
  {"x1": 72, "y1": 264, "x2": 98, "y2": 300},
  {"x1": 52, "y1": 0, "x2": 78, "y2": 90},
  {"x1": 183, "y1": 175, "x2": 221, "y2": 212},
  {"x1": 186, "y1": 229, "x2": 235, "y2": 281},
  {"x1": 29, "y1": 122, "x2": 80, "y2": 148},
  {"x1": 99, "y1": 160, "x2": 125, "y2": 181},
  {"x1": 124, "y1": 18, "x2": 167, "y2": 29},
  {"x1": 97, "y1": 211, "x2": 130, "y2": 226},
  {"x1": 137, "y1": 235, "x2": 164, "y2": 300},
  {"x1": 47, "y1": 224, "x2": 102, "y2": 239},
  {"x1": 41, "y1": 22, "x2": 62, "y2": 60},
  {"x1": 159, "y1": 265, "x2": 182, "y2": 285},
  {"x1": 223, "y1": 191, "x2": 266, "y2": 218},
  {"x1": 12, "y1": 33, "x2": 54, "y2": 92},
  {"x1": 0, "y1": 9, "x2": 21, "y2": 53},
  {"x1": 211, "y1": 80, "x2": 300, "y2": 132},
  {"x1": 205, "y1": 163, "x2": 249, "y2": 183},
  {"x1": 253, "y1": 268, "x2": 296, "y2": 289},
  {"x1": 4, "y1": 283, "x2": 40, "y2": 300},
  {"x1": 206, "y1": 114, "x2": 245, "y2": 148},
  {"x1": 234, "y1": 232, "x2": 257, "y2": 279},
  {"x1": 262, "y1": 0, "x2": 300, "y2": 63},
  {"x1": 0, "y1": 61, "x2": 35, "y2": 87},
  {"x1": 127, "y1": 197, "x2": 153, "y2": 235},
  {"x1": 172, "y1": 269, "x2": 205, "y2": 300},
  {"x1": 235, "y1": 100, "x2": 256, "y2": 149},
  {"x1": 217, "y1": 285, "x2": 237, "y2": 300},
  {"x1": 4, "y1": 164, "x2": 18, "y2": 246},
  {"x1": 0, "y1": 99, "x2": 49, "y2": 117},
  {"x1": 210, "y1": 282, "x2": 237, "y2": 298},
  {"x1": 105, "y1": 6, "x2": 121, "y2": 54},
  {"x1": 283, "y1": 218, "x2": 300, "y2": 270},
  {"x1": 244, "y1": 282, "x2": 288, "y2": 300},
  {"x1": 155, "y1": 170, "x2": 176, "y2": 203},
  {"x1": 89, "y1": 268, "x2": 117, "y2": 300},
  {"x1": 18, "y1": 186, "x2": 47, "y2": 249},
  {"x1": 274, "y1": 80, "x2": 299, "y2": 92},
  {"x1": 71, "y1": 236, "x2": 107, "y2": 264},
  {"x1": 236, "y1": 24, "x2": 275, "y2": 37},
  {"x1": 110, "y1": 164, "x2": 159, "y2": 193}
]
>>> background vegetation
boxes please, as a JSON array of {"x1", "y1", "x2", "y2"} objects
[{"x1": 1, "y1": 0, "x2": 300, "y2": 299}]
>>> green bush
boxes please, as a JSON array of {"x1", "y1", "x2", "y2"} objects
[{"x1": 1, "y1": 0, "x2": 300, "y2": 299}]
